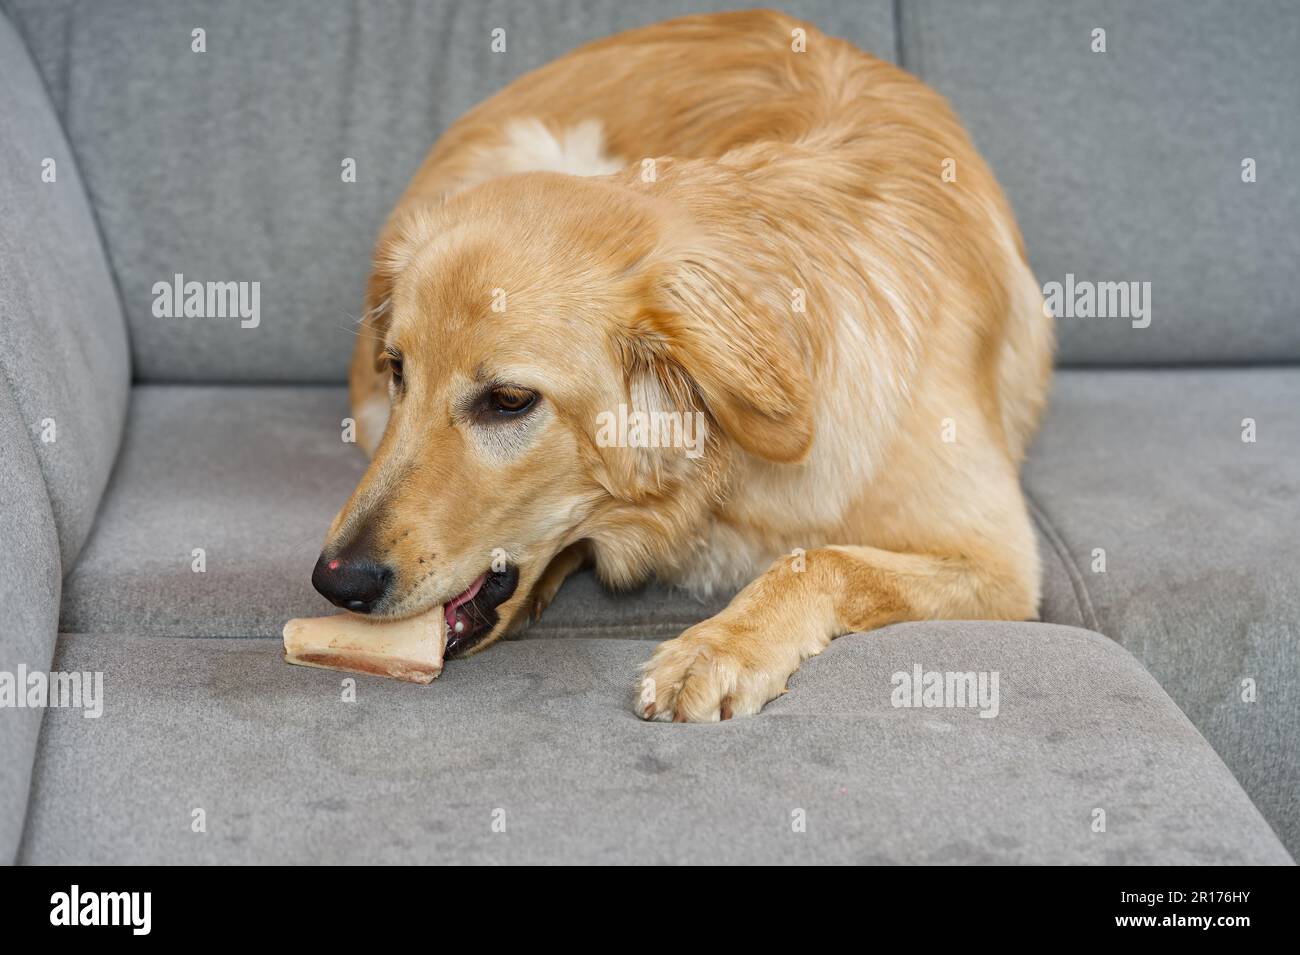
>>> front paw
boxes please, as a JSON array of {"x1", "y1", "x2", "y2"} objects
[{"x1": 636, "y1": 618, "x2": 796, "y2": 723}]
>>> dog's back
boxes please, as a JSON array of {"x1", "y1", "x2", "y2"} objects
[
  {"x1": 341, "y1": 13, "x2": 1053, "y2": 721},
  {"x1": 376, "y1": 9, "x2": 1051, "y2": 464}
]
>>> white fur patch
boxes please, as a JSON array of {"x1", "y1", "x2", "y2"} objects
[
  {"x1": 356, "y1": 394, "x2": 391, "y2": 458},
  {"x1": 483, "y1": 118, "x2": 626, "y2": 178}
]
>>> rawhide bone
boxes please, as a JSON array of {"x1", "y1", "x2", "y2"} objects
[{"x1": 282, "y1": 608, "x2": 447, "y2": 684}]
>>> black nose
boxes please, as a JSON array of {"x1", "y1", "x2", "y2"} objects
[{"x1": 312, "y1": 553, "x2": 394, "y2": 613}]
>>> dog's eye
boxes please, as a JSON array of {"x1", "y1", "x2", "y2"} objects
[
  {"x1": 385, "y1": 350, "x2": 404, "y2": 385},
  {"x1": 488, "y1": 386, "x2": 537, "y2": 416}
]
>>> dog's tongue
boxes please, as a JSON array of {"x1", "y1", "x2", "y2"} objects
[{"x1": 444, "y1": 572, "x2": 488, "y2": 635}]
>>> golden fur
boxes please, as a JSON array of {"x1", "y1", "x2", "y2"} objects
[{"x1": 324, "y1": 10, "x2": 1053, "y2": 721}]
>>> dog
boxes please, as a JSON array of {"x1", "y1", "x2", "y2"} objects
[{"x1": 312, "y1": 10, "x2": 1053, "y2": 722}]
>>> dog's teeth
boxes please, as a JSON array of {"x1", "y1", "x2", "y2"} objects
[{"x1": 454, "y1": 619, "x2": 466, "y2": 633}]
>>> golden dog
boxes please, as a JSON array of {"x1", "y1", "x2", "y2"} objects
[{"x1": 312, "y1": 10, "x2": 1053, "y2": 722}]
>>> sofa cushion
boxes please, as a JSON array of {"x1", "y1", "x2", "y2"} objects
[
  {"x1": 60, "y1": 385, "x2": 1083, "y2": 641},
  {"x1": 59, "y1": 384, "x2": 736, "y2": 638},
  {"x1": 900, "y1": 0, "x2": 1300, "y2": 363},
  {"x1": 1, "y1": 0, "x2": 896, "y2": 383},
  {"x1": 61, "y1": 386, "x2": 367, "y2": 637},
  {"x1": 0, "y1": 381, "x2": 62, "y2": 863},
  {"x1": 19, "y1": 623, "x2": 1292, "y2": 863},
  {"x1": 1025, "y1": 367, "x2": 1300, "y2": 854},
  {"x1": 0, "y1": 8, "x2": 130, "y2": 572}
]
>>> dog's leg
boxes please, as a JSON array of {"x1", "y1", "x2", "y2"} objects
[
  {"x1": 528, "y1": 541, "x2": 592, "y2": 622},
  {"x1": 637, "y1": 545, "x2": 1036, "y2": 722}
]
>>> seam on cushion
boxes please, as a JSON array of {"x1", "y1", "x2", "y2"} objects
[
  {"x1": 515, "y1": 620, "x2": 691, "y2": 641},
  {"x1": 51, "y1": 621, "x2": 690, "y2": 640},
  {"x1": 1025, "y1": 488, "x2": 1099, "y2": 632},
  {"x1": 891, "y1": 0, "x2": 904, "y2": 67},
  {"x1": 0, "y1": 361, "x2": 68, "y2": 571},
  {"x1": 896, "y1": 0, "x2": 923, "y2": 76},
  {"x1": 58, "y1": 5, "x2": 71, "y2": 119}
]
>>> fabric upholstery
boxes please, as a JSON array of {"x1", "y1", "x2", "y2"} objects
[
  {"x1": 1025, "y1": 367, "x2": 1300, "y2": 854},
  {"x1": 59, "y1": 385, "x2": 1080, "y2": 640},
  {"x1": 49, "y1": 383, "x2": 731, "y2": 637},
  {"x1": 57, "y1": 384, "x2": 732, "y2": 637},
  {"x1": 19, "y1": 624, "x2": 1292, "y2": 864},
  {"x1": 61, "y1": 386, "x2": 368, "y2": 637},
  {"x1": 0, "y1": 9, "x2": 130, "y2": 572},
  {"x1": 900, "y1": 0, "x2": 1300, "y2": 364},
  {"x1": 1, "y1": 0, "x2": 895, "y2": 383},
  {"x1": 6, "y1": 0, "x2": 1297, "y2": 867},
  {"x1": 0, "y1": 381, "x2": 62, "y2": 863}
]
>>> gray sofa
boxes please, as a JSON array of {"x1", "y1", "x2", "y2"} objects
[{"x1": 1, "y1": 0, "x2": 1295, "y2": 865}]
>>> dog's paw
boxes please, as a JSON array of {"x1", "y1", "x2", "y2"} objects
[{"x1": 636, "y1": 618, "x2": 795, "y2": 723}]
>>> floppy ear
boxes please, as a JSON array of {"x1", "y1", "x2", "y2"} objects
[
  {"x1": 356, "y1": 202, "x2": 445, "y2": 373},
  {"x1": 358, "y1": 264, "x2": 395, "y2": 373},
  {"x1": 588, "y1": 339, "x2": 704, "y2": 503},
  {"x1": 633, "y1": 250, "x2": 814, "y2": 464},
  {"x1": 345, "y1": 242, "x2": 402, "y2": 458},
  {"x1": 349, "y1": 224, "x2": 406, "y2": 398}
]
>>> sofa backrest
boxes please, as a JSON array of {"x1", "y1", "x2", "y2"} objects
[
  {"x1": 3, "y1": 0, "x2": 1296, "y2": 378},
  {"x1": 0, "y1": 10, "x2": 130, "y2": 573},
  {"x1": 0, "y1": 0, "x2": 895, "y2": 383},
  {"x1": 902, "y1": 0, "x2": 1300, "y2": 364}
]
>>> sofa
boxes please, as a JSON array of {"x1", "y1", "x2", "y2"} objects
[{"x1": 1, "y1": 0, "x2": 1295, "y2": 865}]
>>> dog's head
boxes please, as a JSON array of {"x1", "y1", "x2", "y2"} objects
[{"x1": 313, "y1": 170, "x2": 812, "y2": 656}]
